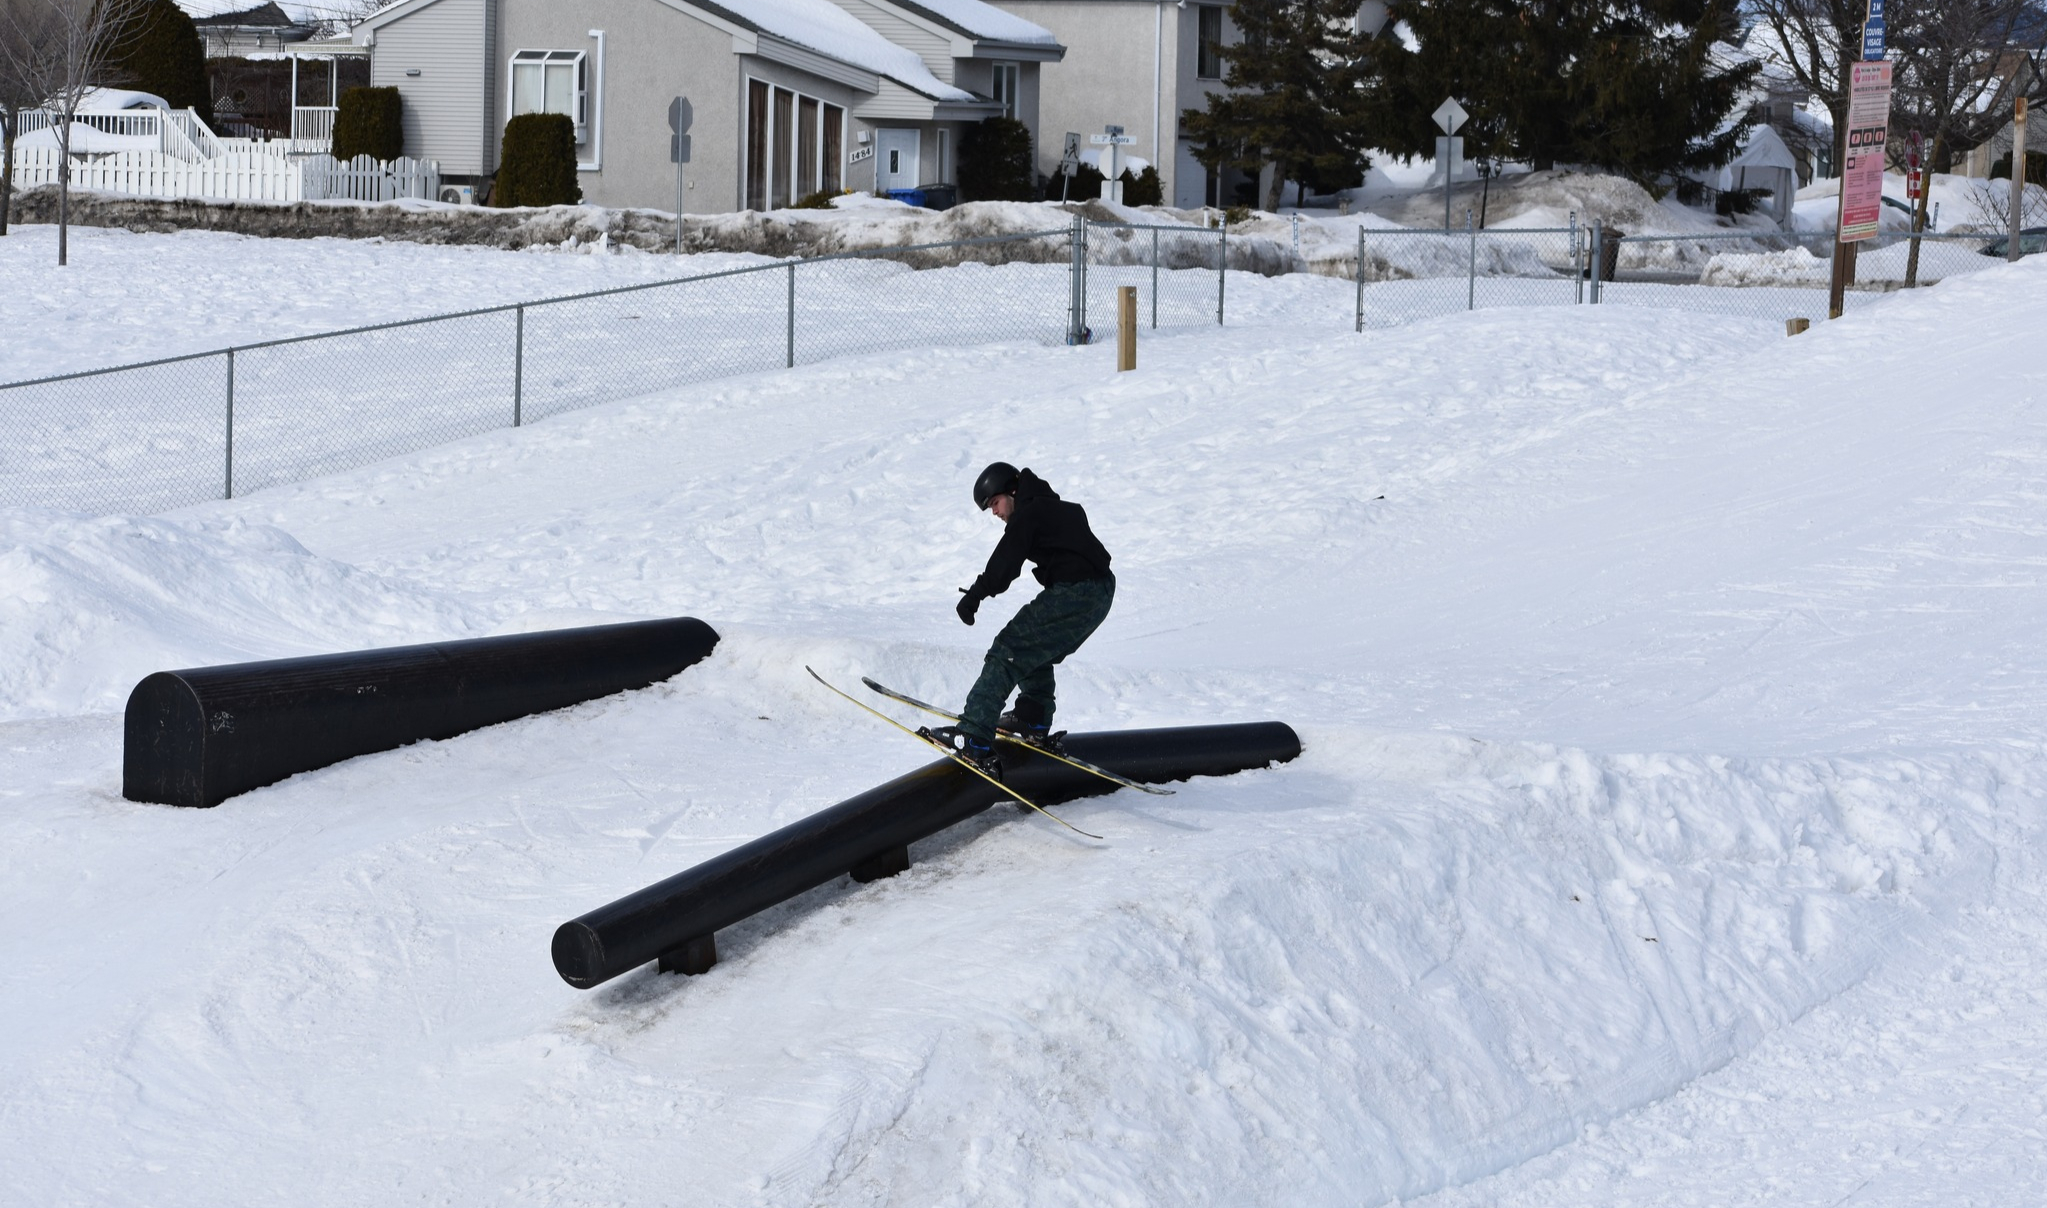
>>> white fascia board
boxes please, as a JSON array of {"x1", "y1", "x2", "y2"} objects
[
  {"x1": 753, "y1": 33, "x2": 883, "y2": 92},
  {"x1": 967, "y1": 40, "x2": 1062, "y2": 62}
]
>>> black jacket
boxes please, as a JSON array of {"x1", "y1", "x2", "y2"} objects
[{"x1": 968, "y1": 469, "x2": 1113, "y2": 599}]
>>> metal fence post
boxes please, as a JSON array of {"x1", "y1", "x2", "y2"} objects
[
  {"x1": 1151, "y1": 227, "x2": 1159, "y2": 329},
  {"x1": 1571, "y1": 211, "x2": 1583, "y2": 304},
  {"x1": 1589, "y1": 221, "x2": 1604, "y2": 305},
  {"x1": 513, "y1": 304, "x2": 525, "y2": 427},
  {"x1": 1217, "y1": 218, "x2": 1227, "y2": 326},
  {"x1": 786, "y1": 262, "x2": 796, "y2": 368},
  {"x1": 223, "y1": 348, "x2": 235, "y2": 500},
  {"x1": 1067, "y1": 213, "x2": 1087, "y2": 345},
  {"x1": 1466, "y1": 209, "x2": 1476, "y2": 311},
  {"x1": 1355, "y1": 226, "x2": 1366, "y2": 333}
]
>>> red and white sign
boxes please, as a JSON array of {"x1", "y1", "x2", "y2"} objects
[
  {"x1": 1838, "y1": 61, "x2": 1894, "y2": 243},
  {"x1": 1907, "y1": 170, "x2": 1923, "y2": 199}
]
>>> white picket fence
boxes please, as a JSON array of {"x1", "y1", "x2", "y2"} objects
[{"x1": 8, "y1": 147, "x2": 441, "y2": 203}]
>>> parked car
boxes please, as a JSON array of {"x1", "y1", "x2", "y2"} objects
[{"x1": 1978, "y1": 227, "x2": 2047, "y2": 257}]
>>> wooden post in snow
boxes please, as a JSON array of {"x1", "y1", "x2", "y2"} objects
[{"x1": 1117, "y1": 286, "x2": 1137, "y2": 371}]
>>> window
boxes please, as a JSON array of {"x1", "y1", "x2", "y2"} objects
[
  {"x1": 509, "y1": 49, "x2": 587, "y2": 138},
  {"x1": 744, "y1": 78, "x2": 846, "y2": 211},
  {"x1": 1196, "y1": 5, "x2": 1223, "y2": 80},
  {"x1": 990, "y1": 62, "x2": 1018, "y2": 120}
]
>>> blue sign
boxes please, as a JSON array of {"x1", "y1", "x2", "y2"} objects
[
  {"x1": 1863, "y1": 18, "x2": 1885, "y2": 60},
  {"x1": 1866, "y1": 0, "x2": 1883, "y2": 18}
]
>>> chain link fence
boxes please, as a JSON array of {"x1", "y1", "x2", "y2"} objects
[
  {"x1": 1356, "y1": 219, "x2": 2016, "y2": 331},
  {"x1": 1, "y1": 227, "x2": 1076, "y2": 515},
  {"x1": 2, "y1": 212, "x2": 2029, "y2": 516}
]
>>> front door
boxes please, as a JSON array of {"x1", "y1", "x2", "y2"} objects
[{"x1": 877, "y1": 128, "x2": 919, "y2": 191}]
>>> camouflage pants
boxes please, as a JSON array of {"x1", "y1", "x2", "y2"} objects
[{"x1": 960, "y1": 576, "x2": 1115, "y2": 743}]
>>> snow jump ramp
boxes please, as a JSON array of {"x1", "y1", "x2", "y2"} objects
[
  {"x1": 122, "y1": 617, "x2": 721, "y2": 809},
  {"x1": 551, "y1": 721, "x2": 1302, "y2": 987}
]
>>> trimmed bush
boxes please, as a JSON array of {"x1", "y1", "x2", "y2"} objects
[
  {"x1": 1123, "y1": 164, "x2": 1163, "y2": 207},
  {"x1": 331, "y1": 86, "x2": 404, "y2": 163},
  {"x1": 495, "y1": 113, "x2": 582, "y2": 207},
  {"x1": 1044, "y1": 160, "x2": 1106, "y2": 202},
  {"x1": 957, "y1": 116, "x2": 1036, "y2": 202},
  {"x1": 95, "y1": 0, "x2": 210, "y2": 123}
]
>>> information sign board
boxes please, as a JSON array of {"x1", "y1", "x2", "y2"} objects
[{"x1": 1838, "y1": 62, "x2": 1893, "y2": 242}]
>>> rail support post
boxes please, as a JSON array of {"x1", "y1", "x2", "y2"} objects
[
  {"x1": 849, "y1": 845, "x2": 910, "y2": 883},
  {"x1": 658, "y1": 934, "x2": 718, "y2": 976}
]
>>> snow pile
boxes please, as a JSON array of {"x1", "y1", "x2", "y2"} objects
[
  {"x1": 1697, "y1": 245, "x2": 1829, "y2": 286},
  {"x1": 0, "y1": 511, "x2": 491, "y2": 718},
  {"x1": 2, "y1": 221, "x2": 2047, "y2": 1203}
]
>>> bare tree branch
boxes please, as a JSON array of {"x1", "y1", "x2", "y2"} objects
[{"x1": 0, "y1": 0, "x2": 130, "y2": 260}]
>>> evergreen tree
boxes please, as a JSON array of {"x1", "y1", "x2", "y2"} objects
[
  {"x1": 1368, "y1": 0, "x2": 1756, "y2": 191},
  {"x1": 957, "y1": 116, "x2": 1037, "y2": 202},
  {"x1": 93, "y1": 0, "x2": 210, "y2": 123},
  {"x1": 1181, "y1": 0, "x2": 1374, "y2": 210}
]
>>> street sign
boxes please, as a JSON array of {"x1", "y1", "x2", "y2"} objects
[
  {"x1": 1862, "y1": 17, "x2": 1885, "y2": 61},
  {"x1": 1838, "y1": 61, "x2": 1894, "y2": 242},
  {"x1": 668, "y1": 96, "x2": 693, "y2": 163},
  {"x1": 1089, "y1": 134, "x2": 1137, "y2": 145},
  {"x1": 1433, "y1": 97, "x2": 1467, "y2": 135}
]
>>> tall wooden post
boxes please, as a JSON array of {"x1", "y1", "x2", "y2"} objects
[
  {"x1": 1116, "y1": 286, "x2": 1137, "y2": 371},
  {"x1": 2010, "y1": 97, "x2": 2029, "y2": 264}
]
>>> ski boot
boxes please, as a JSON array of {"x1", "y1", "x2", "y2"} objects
[
  {"x1": 920, "y1": 726, "x2": 1004, "y2": 780},
  {"x1": 998, "y1": 710, "x2": 1068, "y2": 755}
]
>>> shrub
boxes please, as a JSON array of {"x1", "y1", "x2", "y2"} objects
[
  {"x1": 957, "y1": 116, "x2": 1037, "y2": 202},
  {"x1": 1122, "y1": 164, "x2": 1163, "y2": 207},
  {"x1": 331, "y1": 86, "x2": 403, "y2": 163},
  {"x1": 1045, "y1": 161, "x2": 1106, "y2": 201},
  {"x1": 1714, "y1": 186, "x2": 1766, "y2": 216},
  {"x1": 793, "y1": 188, "x2": 844, "y2": 209},
  {"x1": 494, "y1": 113, "x2": 582, "y2": 207},
  {"x1": 1990, "y1": 149, "x2": 2047, "y2": 187},
  {"x1": 1223, "y1": 204, "x2": 1253, "y2": 225},
  {"x1": 95, "y1": 0, "x2": 210, "y2": 123}
]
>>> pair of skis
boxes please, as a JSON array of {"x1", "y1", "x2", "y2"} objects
[{"x1": 804, "y1": 667, "x2": 1171, "y2": 841}]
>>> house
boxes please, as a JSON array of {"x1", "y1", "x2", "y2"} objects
[
  {"x1": 347, "y1": 0, "x2": 1065, "y2": 212},
  {"x1": 177, "y1": 1, "x2": 324, "y2": 58},
  {"x1": 1000, "y1": 0, "x2": 1246, "y2": 208}
]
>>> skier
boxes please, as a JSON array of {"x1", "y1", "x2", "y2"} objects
[{"x1": 932, "y1": 462, "x2": 1115, "y2": 777}]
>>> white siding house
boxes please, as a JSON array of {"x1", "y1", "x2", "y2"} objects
[{"x1": 350, "y1": 0, "x2": 1062, "y2": 210}]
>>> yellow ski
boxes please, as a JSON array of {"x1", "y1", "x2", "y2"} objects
[
  {"x1": 805, "y1": 667, "x2": 1104, "y2": 841},
  {"x1": 859, "y1": 676, "x2": 1174, "y2": 796}
]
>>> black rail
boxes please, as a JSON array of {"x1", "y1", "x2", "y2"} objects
[
  {"x1": 124, "y1": 617, "x2": 720, "y2": 808},
  {"x1": 552, "y1": 721, "x2": 1302, "y2": 987}
]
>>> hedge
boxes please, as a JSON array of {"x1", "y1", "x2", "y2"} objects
[
  {"x1": 332, "y1": 86, "x2": 404, "y2": 163},
  {"x1": 495, "y1": 113, "x2": 582, "y2": 207}
]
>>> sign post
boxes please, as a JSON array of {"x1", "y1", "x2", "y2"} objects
[
  {"x1": 668, "y1": 96, "x2": 693, "y2": 252},
  {"x1": 1058, "y1": 131, "x2": 1081, "y2": 202},
  {"x1": 1433, "y1": 97, "x2": 1467, "y2": 232},
  {"x1": 2011, "y1": 96, "x2": 2029, "y2": 264},
  {"x1": 1090, "y1": 126, "x2": 1135, "y2": 203},
  {"x1": 1829, "y1": 56, "x2": 1892, "y2": 317}
]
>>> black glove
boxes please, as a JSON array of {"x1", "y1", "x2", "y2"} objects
[{"x1": 956, "y1": 588, "x2": 981, "y2": 626}]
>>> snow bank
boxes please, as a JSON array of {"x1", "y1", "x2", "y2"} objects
[{"x1": 0, "y1": 511, "x2": 490, "y2": 718}]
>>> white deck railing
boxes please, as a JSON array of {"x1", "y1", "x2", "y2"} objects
[{"x1": 291, "y1": 106, "x2": 337, "y2": 148}]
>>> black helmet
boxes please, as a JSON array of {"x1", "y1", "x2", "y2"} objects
[{"x1": 972, "y1": 462, "x2": 1019, "y2": 510}]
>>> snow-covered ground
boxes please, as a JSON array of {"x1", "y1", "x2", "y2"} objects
[{"x1": 2, "y1": 222, "x2": 2046, "y2": 1205}]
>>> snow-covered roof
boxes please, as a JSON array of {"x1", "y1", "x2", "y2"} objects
[
  {"x1": 71, "y1": 88, "x2": 172, "y2": 111},
  {"x1": 681, "y1": 0, "x2": 978, "y2": 100},
  {"x1": 884, "y1": 0, "x2": 1057, "y2": 46}
]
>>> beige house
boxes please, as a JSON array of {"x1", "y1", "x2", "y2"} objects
[
  {"x1": 349, "y1": 0, "x2": 1062, "y2": 211},
  {"x1": 1002, "y1": 0, "x2": 1247, "y2": 208}
]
